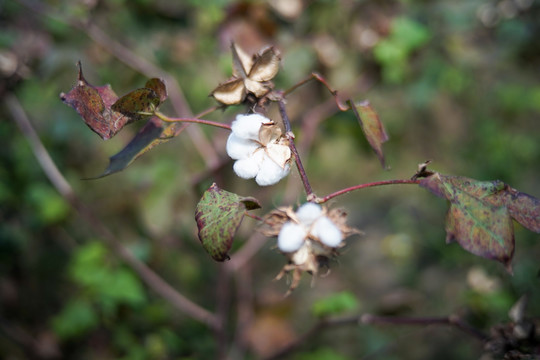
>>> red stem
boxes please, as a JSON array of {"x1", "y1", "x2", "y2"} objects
[
  {"x1": 318, "y1": 179, "x2": 420, "y2": 203},
  {"x1": 277, "y1": 100, "x2": 314, "y2": 198},
  {"x1": 156, "y1": 112, "x2": 231, "y2": 131}
]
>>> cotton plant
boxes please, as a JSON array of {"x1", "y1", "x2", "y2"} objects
[
  {"x1": 226, "y1": 113, "x2": 292, "y2": 186},
  {"x1": 61, "y1": 42, "x2": 540, "y2": 300}
]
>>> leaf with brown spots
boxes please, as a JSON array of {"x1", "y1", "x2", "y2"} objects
[
  {"x1": 60, "y1": 61, "x2": 126, "y2": 140},
  {"x1": 144, "y1": 78, "x2": 168, "y2": 103},
  {"x1": 195, "y1": 183, "x2": 261, "y2": 261},
  {"x1": 111, "y1": 88, "x2": 160, "y2": 123},
  {"x1": 419, "y1": 173, "x2": 540, "y2": 271}
]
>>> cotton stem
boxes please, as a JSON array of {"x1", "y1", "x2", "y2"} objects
[
  {"x1": 317, "y1": 179, "x2": 420, "y2": 203},
  {"x1": 277, "y1": 100, "x2": 314, "y2": 199},
  {"x1": 155, "y1": 112, "x2": 231, "y2": 131}
]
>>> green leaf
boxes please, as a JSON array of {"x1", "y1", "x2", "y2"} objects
[
  {"x1": 111, "y1": 88, "x2": 160, "y2": 123},
  {"x1": 348, "y1": 100, "x2": 388, "y2": 168},
  {"x1": 69, "y1": 242, "x2": 146, "y2": 308},
  {"x1": 27, "y1": 183, "x2": 70, "y2": 224},
  {"x1": 52, "y1": 298, "x2": 98, "y2": 340},
  {"x1": 94, "y1": 117, "x2": 183, "y2": 178},
  {"x1": 392, "y1": 17, "x2": 431, "y2": 52},
  {"x1": 311, "y1": 291, "x2": 359, "y2": 318},
  {"x1": 195, "y1": 183, "x2": 261, "y2": 261},
  {"x1": 419, "y1": 173, "x2": 518, "y2": 270}
]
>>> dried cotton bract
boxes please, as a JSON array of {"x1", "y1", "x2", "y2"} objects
[
  {"x1": 263, "y1": 203, "x2": 360, "y2": 294},
  {"x1": 226, "y1": 114, "x2": 291, "y2": 186},
  {"x1": 210, "y1": 43, "x2": 281, "y2": 105}
]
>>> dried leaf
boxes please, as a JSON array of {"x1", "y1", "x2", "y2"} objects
[
  {"x1": 249, "y1": 46, "x2": 281, "y2": 82},
  {"x1": 144, "y1": 78, "x2": 168, "y2": 103},
  {"x1": 61, "y1": 62, "x2": 168, "y2": 140},
  {"x1": 258, "y1": 121, "x2": 280, "y2": 144},
  {"x1": 195, "y1": 183, "x2": 261, "y2": 261},
  {"x1": 60, "y1": 62, "x2": 126, "y2": 140},
  {"x1": 419, "y1": 173, "x2": 523, "y2": 270},
  {"x1": 231, "y1": 42, "x2": 251, "y2": 79},
  {"x1": 348, "y1": 100, "x2": 389, "y2": 168},
  {"x1": 111, "y1": 88, "x2": 160, "y2": 123},
  {"x1": 210, "y1": 78, "x2": 246, "y2": 105},
  {"x1": 94, "y1": 117, "x2": 183, "y2": 178},
  {"x1": 210, "y1": 43, "x2": 281, "y2": 105},
  {"x1": 244, "y1": 78, "x2": 268, "y2": 97},
  {"x1": 494, "y1": 186, "x2": 540, "y2": 233}
]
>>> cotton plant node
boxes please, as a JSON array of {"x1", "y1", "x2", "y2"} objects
[{"x1": 262, "y1": 203, "x2": 361, "y2": 294}]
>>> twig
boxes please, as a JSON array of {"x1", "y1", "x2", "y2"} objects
[
  {"x1": 283, "y1": 72, "x2": 349, "y2": 111},
  {"x1": 361, "y1": 314, "x2": 489, "y2": 341},
  {"x1": 317, "y1": 179, "x2": 420, "y2": 203},
  {"x1": 264, "y1": 316, "x2": 359, "y2": 360},
  {"x1": 155, "y1": 112, "x2": 232, "y2": 130},
  {"x1": 278, "y1": 100, "x2": 314, "y2": 199},
  {"x1": 264, "y1": 313, "x2": 487, "y2": 360},
  {"x1": 6, "y1": 93, "x2": 221, "y2": 331}
]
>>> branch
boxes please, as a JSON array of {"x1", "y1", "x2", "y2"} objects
[
  {"x1": 264, "y1": 316, "x2": 359, "y2": 360},
  {"x1": 317, "y1": 179, "x2": 420, "y2": 203},
  {"x1": 277, "y1": 99, "x2": 315, "y2": 199},
  {"x1": 361, "y1": 314, "x2": 489, "y2": 341},
  {"x1": 264, "y1": 313, "x2": 487, "y2": 360},
  {"x1": 6, "y1": 93, "x2": 221, "y2": 331}
]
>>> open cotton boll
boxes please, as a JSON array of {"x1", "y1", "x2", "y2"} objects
[
  {"x1": 312, "y1": 216, "x2": 343, "y2": 247},
  {"x1": 233, "y1": 151, "x2": 263, "y2": 179},
  {"x1": 231, "y1": 114, "x2": 269, "y2": 139},
  {"x1": 278, "y1": 222, "x2": 306, "y2": 252},
  {"x1": 226, "y1": 133, "x2": 259, "y2": 160},
  {"x1": 296, "y1": 203, "x2": 323, "y2": 226},
  {"x1": 255, "y1": 155, "x2": 290, "y2": 186}
]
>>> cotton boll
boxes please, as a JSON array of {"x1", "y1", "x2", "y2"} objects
[
  {"x1": 291, "y1": 243, "x2": 310, "y2": 265},
  {"x1": 233, "y1": 150, "x2": 264, "y2": 179},
  {"x1": 296, "y1": 203, "x2": 323, "y2": 226},
  {"x1": 255, "y1": 155, "x2": 290, "y2": 186},
  {"x1": 278, "y1": 222, "x2": 306, "y2": 252},
  {"x1": 233, "y1": 158, "x2": 259, "y2": 179},
  {"x1": 232, "y1": 114, "x2": 268, "y2": 139},
  {"x1": 226, "y1": 133, "x2": 259, "y2": 160},
  {"x1": 312, "y1": 216, "x2": 343, "y2": 247}
]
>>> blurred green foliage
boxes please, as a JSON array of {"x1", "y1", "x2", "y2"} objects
[
  {"x1": 1, "y1": 0, "x2": 539, "y2": 359},
  {"x1": 311, "y1": 291, "x2": 359, "y2": 318}
]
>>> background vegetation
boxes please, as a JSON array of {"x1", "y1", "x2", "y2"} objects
[{"x1": 1, "y1": 0, "x2": 539, "y2": 359}]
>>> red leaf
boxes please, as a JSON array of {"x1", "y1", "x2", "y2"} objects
[
  {"x1": 348, "y1": 100, "x2": 389, "y2": 168},
  {"x1": 60, "y1": 62, "x2": 126, "y2": 140},
  {"x1": 61, "y1": 62, "x2": 168, "y2": 140}
]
